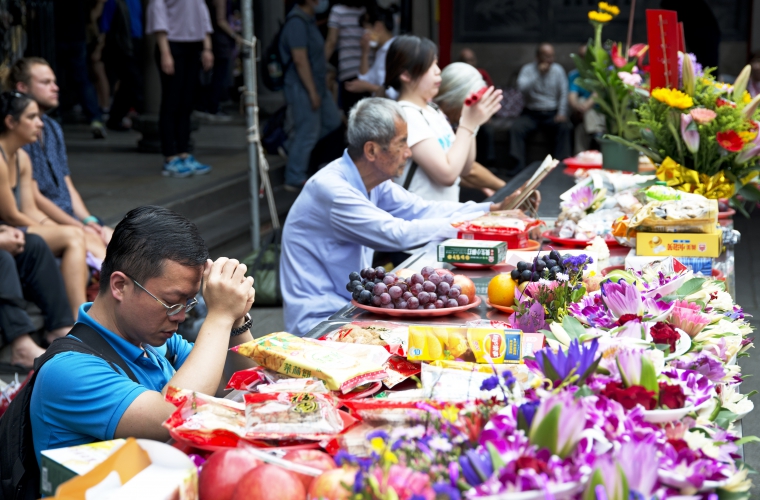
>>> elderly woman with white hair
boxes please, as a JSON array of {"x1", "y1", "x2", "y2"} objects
[
  {"x1": 280, "y1": 97, "x2": 526, "y2": 336},
  {"x1": 434, "y1": 63, "x2": 541, "y2": 206}
]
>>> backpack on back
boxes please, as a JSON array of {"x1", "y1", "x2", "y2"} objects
[
  {"x1": 0, "y1": 324, "x2": 138, "y2": 500},
  {"x1": 262, "y1": 15, "x2": 309, "y2": 92}
]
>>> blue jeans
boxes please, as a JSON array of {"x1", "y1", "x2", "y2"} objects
[
  {"x1": 56, "y1": 41, "x2": 102, "y2": 122},
  {"x1": 283, "y1": 82, "x2": 342, "y2": 186}
]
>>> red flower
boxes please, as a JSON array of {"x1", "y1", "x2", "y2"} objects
[
  {"x1": 650, "y1": 322, "x2": 679, "y2": 353},
  {"x1": 716, "y1": 97, "x2": 736, "y2": 108},
  {"x1": 601, "y1": 381, "x2": 657, "y2": 410},
  {"x1": 515, "y1": 456, "x2": 549, "y2": 475},
  {"x1": 658, "y1": 382, "x2": 686, "y2": 409},
  {"x1": 716, "y1": 130, "x2": 745, "y2": 152},
  {"x1": 617, "y1": 314, "x2": 642, "y2": 326},
  {"x1": 667, "y1": 438, "x2": 689, "y2": 452},
  {"x1": 611, "y1": 43, "x2": 627, "y2": 68}
]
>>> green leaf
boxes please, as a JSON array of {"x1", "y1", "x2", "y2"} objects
[
  {"x1": 603, "y1": 134, "x2": 663, "y2": 163},
  {"x1": 529, "y1": 405, "x2": 560, "y2": 456},
  {"x1": 540, "y1": 328, "x2": 558, "y2": 342},
  {"x1": 562, "y1": 316, "x2": 586, "y2": 340},
  {"x1": 739, "y1": 182, "x2": 760, "y2": 202},
  {"x1": 583, "y1": 468, "x2": 606, "y2": 500},
  {"x1": 714, "y1": 409, "x2": 739, "y2": 429},
  {"x1": 675, "y1": 277, "x2": 706, "y2": 297},
  {"x1": 734, "y1": 436, "x2": 760, "y2": 447},
  {"x1": 716, "y1": 489, "x2": 751, "y2": 500},
  {"x1": 486, "y1": 441, "x2": 506, "y2": 471},
  {"x1": 574, "y1": 385, "x2": 594, "y2": 399},
  {"x1": 640, "y1": 355, "x2": 659, "y2": 393}
]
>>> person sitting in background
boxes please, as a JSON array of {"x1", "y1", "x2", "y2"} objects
[
  {"x1": 748, "y1": 52, "x2": 760, "y2": 98},
  {"x1": 29, "y1": 206, "x2": 255, "y2": 466},
  {"x1": 146, "y1": 0, "x2": 215, "y2": 177},
  {"x1": 8, "y1": 58, "x2": 114, "y2": 250},
  {"x1": 458, "y1": 48, "x2": 494, "y2": 88},
  {"x1": 279, "y1": 0, "x2": 342, "y2": 191},
  {"x1": 0, "y1": 91, "x2": 88, "y2": 319},
  {"x1": 385, "y1": 35, "x2": 502, "y2": 202},
  {"x1": 280, "y1": 98, "x2": 540, "y2": 336},
  {"x1": 510, "y1": 43, "x2": 571, "y2": 171},
  {"x1": 0, "y1": 225, "x2": 74, "y2": 368},
  {"x1": 345, "y1": 6, "x2": 397, "y2": 99},
  {"x1": 434, "y1": 62, "x2": 541, "y2": 203},
  {"x1": 568, "y1": 44, "x2": 604, "y2": 153}
]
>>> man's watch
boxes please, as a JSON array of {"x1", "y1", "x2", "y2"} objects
[{"x1": 231, "y1": 313, "x2": 252, "y2": 336}]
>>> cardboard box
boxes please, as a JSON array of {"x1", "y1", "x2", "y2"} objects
[
  {"x1": 41, "y1": 439, "x2": 127, "y2": 497},
  {"x1": 636, "y1": 226, "x2": 723, "y2": 257},
  {"x1": 437, "y1": 239, "x2": 506, "y2": 265}
]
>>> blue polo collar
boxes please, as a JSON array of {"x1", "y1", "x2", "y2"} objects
[{"x1": 76, "y1": 303, "x2": 156, "y2": 363}]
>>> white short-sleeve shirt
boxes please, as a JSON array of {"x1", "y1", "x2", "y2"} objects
[{"x1": 395, "y1": 101, "x2": 460, "y2": 202}]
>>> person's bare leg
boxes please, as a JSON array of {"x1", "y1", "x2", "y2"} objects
[
  {"x1": 28, "y1": 225, "x2": 89, "y2": 317},
  {"x1": 10, "y1": 334, "x2": 45, "y2": 367},
  {"x1": 45, "y1": 325, "x2": 73, "y2": 345},
  {"x1": 84, "y1": 230, "x2": 107, "y2": 260}
]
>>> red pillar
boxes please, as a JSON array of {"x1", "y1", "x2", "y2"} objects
[{"x1": 439, "y1": 0, "x2": 453, "y2": 67}]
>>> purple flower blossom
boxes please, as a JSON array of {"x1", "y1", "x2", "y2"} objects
[
  {"x1": 529, "y1": 391, "x2": 587, "y2": 458},
  {"x1": 533, "y1": 339, "x2": 600, "y2": 386},
  {"x1": 602, "y1": 280, "x2": 643, "y2": 318},
  {"x1": 459, "y1": 449, "x2": 494, "y2": 486},
  {"x1": 617, "y1": 440, "x2": 659, "y2": 497},
  {"x1": 561, "y1": 185, "x2": 595, "y2": 211},
  {"x1": 562, "y1": 254, "x2": 594, "y2": 273},
  {"x1": 519, "y1": 401, "x2": 540, "y2": 429},
  {"x1": 480, "y1": 375, "x2": 500, "y2": 392},
  {"x1": 669, "y1": 352, "x2": 727, "y2": 383},
  {"x1": 678, "y1": 52, "x2": 704, "y2": 87},
  {"x1": 433, "y1": 482, "x2": 461, "y2": 500},
  {"x1": 568, "y1": 293, "x2": 617, "y2": 328}
]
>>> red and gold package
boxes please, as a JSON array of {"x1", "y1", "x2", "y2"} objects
[
  {"x1": 342, "y1": 399, "x2": 428, "y2": 425},
  {"x1": 322, "y1": 321, "x2": 408, "y2": 357},
  {"x1": 382, "y1": 356, "x2": 421, "y2": 389},
  {"x1": 243, "y1": 392, "x2": 347, "y2": 440},
  {"x1": 225, "y1": 366, "x2": 268, "y2": 392},
  {"x1": 231, "y1": 332, "x2": 387, "y2": 393}
]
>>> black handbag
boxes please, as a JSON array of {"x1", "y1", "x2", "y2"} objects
[{"x1": 242, "y1": 228, "x2": 282, "y2": 306}]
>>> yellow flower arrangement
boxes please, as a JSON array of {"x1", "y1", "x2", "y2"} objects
[
  {"x1": 738, "y1": 130, "x2": 758, "y2": 143},
  {"x1": 651, "y1": 87, "x2": 694, "y2": 109},
  {"x1": 588, "y1": 10, "x2": 613, "y2": 23},
  {"x1": 743, "y1": 91, "x2": 752, "y2": 104},
  {"x1": 598, "y1": 2, "x2": 621, "y2": 15}
]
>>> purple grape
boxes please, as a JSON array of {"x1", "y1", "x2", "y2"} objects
[
  {"x1": 375, "y1": 266, "x2": 385, "y2": 279},
  {"x1": 421, "y1": 266, "x2": 435, "y2": 278},
  {"x1": 410, "y1": 283, "x2": 423, "y2": 296},
  {"x1": 366, "y1": 268, "x2": 376, "y2": 280},
  {"x1": 396, "y1": 300, "x2": 408, "y2": 309},
  {"x1": 371, "y1": 295, "x2": 382, "y2": 306},
  {"x1": 437, "y1": 282, "x2": 450, "y2": 295},
  {"x1": 441, "y1": 273, "x2": 454, "y2": 285},
  {"x1": 456, "y1": 295, "x2": 469, "y2": 306},
  {"x1": 451, "y1": 284, "x2": 462, "y2": 292},
  {"x1": 402, "y1": 291, "x2": 413, "y2": 301},
  {"x1": 398, "y1": 282, "x2": 408, "y2": 292},
  {"x1": 380, "y1": 292, "x2": 391, "y2": 305},
  {"x1": 448, "y1": 287, "x2": 461, "y2": 298},
  {"x1": 435, "y1": 299, "x2": 444, "y2": 308},
  {"x1": 388, "y1": 285, "x2": 403, "y2": 299},
  {"x1": 418, "y1": 291, "x2": 431, "y2": 304},
  {"x1": 425, "y1": 303, "x2": 437, "y2": 309},
  {"x1": 383, "y1": 275, "x2": 396, "y2": 286},
  {"x1": 446, "y1": 298, "x2": 459, "y2": 308},
  {"x1": 438, "y1": 294, "x2": 448, "y2": 303},
  {"x1": 359, "y1": 269, "x2": 367, "y2": 279},
  {"x1": 410, "y1": 273, "x2": 424, "y2": 285},
  {"x1": 407, "y1": 297, "x2": 420, "y2": 309},
  {"x1": 428, "y1": 273, "x2": 441, "y2": 285},
  {"x1": 423, "y1": 281, "x2": 436, "y2": 293},
  {"x1": 373, "y1": 282, "x2": 388, "y2": 296},
  {"x1": 381, "y1": 302, "x2": 395, "y2": 309}
]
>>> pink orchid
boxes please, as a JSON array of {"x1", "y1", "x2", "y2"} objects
[
  {"x1": 689, "y1": 108, "x2": 717, "y2": 125},
  {"x1": 617, "y1": 71, "x2": 642, "y2": 87},
  {"x1": 669, "y1": 302, "x2": 711, "y2": 337},
  {"x1": 373, "y1": 465, "x2": 436, "y2": 500}
]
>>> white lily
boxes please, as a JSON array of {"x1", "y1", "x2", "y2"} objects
[
  {"x1": 720, "y1": 385, "x2": 754, "y2": 416},
  {"x1": 721, "y1": 467, "x2": 753, "y2": 493},
  {"x1": 683, "y1": 430, "x2": 721, "y2": 460},
  {"x1": 549, "y1": 322, "x2": 572, "y2": 347}
]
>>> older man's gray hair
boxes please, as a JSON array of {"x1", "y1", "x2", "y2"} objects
[{"x1": 347, "y1": 98, "x2": 407, "y2": 158}]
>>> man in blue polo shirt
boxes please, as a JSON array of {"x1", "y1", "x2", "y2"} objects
[{"x1": 30, "y1": 206, "x2": 256, "y2": 464}]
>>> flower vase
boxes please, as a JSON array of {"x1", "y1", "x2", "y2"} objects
[{"x1": 599, "y1": 137, "x2": 639, "y2": 172}]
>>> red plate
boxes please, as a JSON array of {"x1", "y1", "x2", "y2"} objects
[
  {"x1": 564, "y1": 157, "x2": 602, "y2": 169},
  {"x1": 485, "y1": 299, "x2": 515, "y2": 315},
  {"x1": 541, "y1": 230, "x2": 620, "y2": 248},
  {"x1": 350, "y1": 296, "x2": 482, "y2": 317},
  {"x1": 718, "y1": 208, "x2": 736, "y2": 219}
]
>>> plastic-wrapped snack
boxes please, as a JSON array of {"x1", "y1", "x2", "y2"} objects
[
  {"x1": 407, "y1": 326, "x2": 516, "y2": 364},
  {"x1": 324, "y1": 321, "x2": 408, "y2": 356},
  {"x1": 421, "y1": 363, "x2": 505, "y2": 402},
  {"x1": 382, "y1": 356, "x2": 421, "y2": 389},
  {"x1": 429, "y1": 360, "x2": 537, "y2": 386},
  {"x1": 342, "y1": 399, "x2": 428, "y2": 425},
  {"x1": 630, "y1": 198, "x2": 718, "y2": 233},
  {"x1": 256, "y1": 378, "x2": 330, "y2": 394},
  {"x1": 638, "y1": 185, "x2": 682, "y2": 202},
  {"x1": 163, "y1": 387, "x2": 248, "y2": 449},
  {"x1": 243, "y1": 392, "x2": 345, "y2": 440},
  {"x1": 232, "y1": 332, "x2": 387, "y2": 393}
]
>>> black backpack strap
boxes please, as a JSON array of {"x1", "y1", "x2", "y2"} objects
[
  {"x1": 67, "y1": 323, "x2": 139, "y2": 384},
  {"x1": 403, "y1": 162, "x2": 418, "y2": 190}
]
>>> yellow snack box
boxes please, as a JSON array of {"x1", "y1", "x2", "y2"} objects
[
  {"x1": 407, "y1": 326, "x2": 521, "y2": 364},
  {"x1": 636, "y1": 225, "x2": 723, "y2": 258},
  {"x1": 232, "y1": 332, "x2": 387, "y2": 393}
]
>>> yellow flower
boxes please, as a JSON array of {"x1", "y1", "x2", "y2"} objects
[
  {"x1": 743, "y1": 91, "x2": 752, "y2": 104},
  {"x1": 738, "y1": 130, "x2": 758, "y2": 143},
  {"x1": 651, "y1": 88, "x2": 694, "y2": 109},
  {"x1": 370, "y1": 437, "x2": 385, "y2": 454},
  {"x1": 383, "y1": 450, "x2": 398, "y2": 464},
  {"x1": 441, "y1": 405, "x2": 460, "y2": 423},
  {"x1": 742, "y1": 171, "x2": 759, "y2": 185},
  {"x1": 598, "y1": 2, "x2": 620, "y2": 15},
  {"x1": 588, "y1": 10, "x2": 613, "y2": 23}
]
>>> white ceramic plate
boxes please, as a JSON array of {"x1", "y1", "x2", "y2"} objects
[
  {"x1": 658, "y1": 470, "x2": 730, "y2": 491},
  {"x1": 663, "y1": 329, "x2": 692, "y2": 362},
  {"x1": 475, "y1": 481, "x2": 583, "y2": 500}
]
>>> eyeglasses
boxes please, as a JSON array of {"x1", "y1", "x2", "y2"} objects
[{"x1": 128, "y1": 276, "x2": 198, "y2": 317}]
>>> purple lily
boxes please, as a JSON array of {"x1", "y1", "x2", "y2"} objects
[
  {"x1": 602, "y1": 280, "x2": 643, "y2": 318},
  {"x1": 458, "y1": 448, "x2": 494, "y2": 486},
  {"x1": 681, "y1": 113, "x2": 700, "y2": 154},
  {"x1": 529, "y1": 391, "x2": 586, "y2": 458},
  {"x1": 569, "y1": 294, "x2": 617, "y2": 328},
  {"x1": 561, "y1": 185, "x2": 594, "y2": 211},
  {"x1": 617, "y1": 439, "x2": 659, "y2": 497},
  {"x1": 518, "y1": 400, "x2": 540, "y2": 431},
  {"x1": 533, "y1": 339, "x2": 600, "y2": 386}
]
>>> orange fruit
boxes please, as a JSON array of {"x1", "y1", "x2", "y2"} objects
[{"x1": 487, "y1": 274, "x2": 518, "y2": 307}]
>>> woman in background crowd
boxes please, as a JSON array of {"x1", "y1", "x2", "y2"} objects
[
  {"x1": 0, "y1": 91, "x2": 88, "y2": 320},
  {"x1": 384, "y1": 35, "x2": 502, "y2": 202},
  {"x1": 345, "y1": 6, "x2": 396, "y2": 99}
]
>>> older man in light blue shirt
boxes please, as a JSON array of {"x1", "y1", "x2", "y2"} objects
[{"x1": 281, "y1": 98, "x2": 522, "y2": 336}]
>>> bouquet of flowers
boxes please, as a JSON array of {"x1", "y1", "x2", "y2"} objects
[
  {"x1": 570, "y1": 2, "x2": 644, "y2": 142},
  {"x1": 607, "y1": 56, "x2": 760, "y2": 208}
]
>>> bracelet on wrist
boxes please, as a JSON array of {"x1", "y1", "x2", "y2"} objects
[
  {"x1": 231, "y1": 313, "x2": 252, "y2": 337},
  {"x1": 82, "y1": 215, "x2": 99, "y2": 225}
]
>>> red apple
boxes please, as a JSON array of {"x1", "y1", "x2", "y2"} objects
[
  {"x1": 307, "y1": 467, "x2": 357, "y2": 500},
  {"x1": 232, "y1": 464, "x2": 306, "y2": 500},
  {"x1": 453, "y1": 274, "x2": 477, "y2": 301},
  {"x1": 435, "y1": 268, "x2": 454, "y2": 277},
  {"x1": 283, "y1": 449, "x2": 337, "y2": 491},
  {"x1": 199, "y1": 449, "x2": 261, "y2": 500}
]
